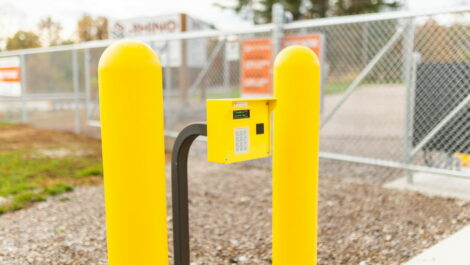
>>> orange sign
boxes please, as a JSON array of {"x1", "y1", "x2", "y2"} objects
[
  {"x1": 241, "y1": 38, "x2": 272, "y2": 95},
  {"x1": 241, "y1": 34, "x2": 323, "y2": 96},
  {"x1": 283, "y1": 34, "x2": 323, "y2": 60},
  {"x1": 0, "y1": 67, "x2": 21, "y2": 82}
]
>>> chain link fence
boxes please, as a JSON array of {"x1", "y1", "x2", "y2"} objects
[{"x1": 0, "y1": 7, "x2": 469, "y2": 182}]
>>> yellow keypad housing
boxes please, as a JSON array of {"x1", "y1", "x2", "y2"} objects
[{"x1": 207, "y1": 98, "x2": 276, "y2": 164}]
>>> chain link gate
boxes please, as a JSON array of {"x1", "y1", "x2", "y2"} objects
[{"x1": 0, "y1": 6, "x2": 469, "y2": 181}]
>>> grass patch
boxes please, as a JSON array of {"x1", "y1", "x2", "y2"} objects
[
  {"x1": 0, "y1": 149, "x2": 102, "y2": 215},
  {"x1": 54, "y1": 228, "x2": 65, "y2": 233},
  {"x1": 13, "y1": 192, "x2": 46, "y2": 204},
  {"x1": 0, "y1": 121, "x2": 12, "y2": 128},
  {"x1": 43, "y1": 183, "x2": 73, "y2": 195},
  {"x1": 325, "y1": 82, "x2": 350, "y2": 95},
  {"x1": 0, "y1": 192, "x2": 47, "y2": 213},
  {"x1": 76, "y1": 164, "x2": 103, "y2": 177},
  {"x1": 59, "y1": 197, "x2": 70, "y2": 202}
]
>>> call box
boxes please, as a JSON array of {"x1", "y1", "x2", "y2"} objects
[{"x1": 207, "y1": 98, "x2": 276, "y2": 164}]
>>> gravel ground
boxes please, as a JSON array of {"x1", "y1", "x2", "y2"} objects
[
  {"x1": 0, "y1": 186, "x2": 107, "y2": 265},
  {"x1": 1, "y1": 157, "x2": 469, "y2": 265}
]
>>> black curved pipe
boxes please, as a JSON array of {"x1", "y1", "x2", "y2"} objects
[{"x1": 171, "y1": 123, "x2": 207, "y2": 265}]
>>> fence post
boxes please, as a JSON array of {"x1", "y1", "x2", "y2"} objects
[
  {"x1": 272, "y1": 45, "x2": 321, "y2": 265},
  {"x1": 72, "y1": 49, "x2": 81, "y2": 134},
  {"x1": 98, "y1": 40, "x2": 169, "y2": 265},
  {"x1": 164, "y1": 40, "x2": 172, "y2": 129},
  {"x1": 272, "y1": 3, "x2": 284, "y2": 60},
  {"x1": 84, "y1": 48, "x2": 91, "y2": 123},
  {"x1": 403, "y1": 18, "x2": 416, "y2": 183},
  {"x1": 223, "y1": 38, "x2": 230, "y2": 97},
  {"x1": 19, "y1": 54, "x2": 28, "y2": 123}
]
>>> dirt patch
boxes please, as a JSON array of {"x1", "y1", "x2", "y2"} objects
[{"x1": 0, "y1": 123, "x2": 101, "y2": 153}]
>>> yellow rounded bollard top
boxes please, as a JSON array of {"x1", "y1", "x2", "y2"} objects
[
  {"x1": 272, "y1": 45, "x2": 321, "y2": 265},
  {"x1": 99, "y1": 40, "x2": 169, "y2": 265},
  {"x1": 99, "y1": 40, "x2": 161, "y2": 70},
  {"x1": 274, "y1": 45, "x2": 320, "y2": 70}
]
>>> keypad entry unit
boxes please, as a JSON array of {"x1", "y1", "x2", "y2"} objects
[{"x1": 207, "y1": 98, "x2": 276, "y2": 164}]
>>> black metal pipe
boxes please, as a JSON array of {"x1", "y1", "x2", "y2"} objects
[{"x1": 171, "y1": 123, "x2": 207, "y2": 265}]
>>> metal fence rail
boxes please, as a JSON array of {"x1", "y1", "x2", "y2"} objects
[{"x1": 0, "y1": 6, "x2": 469, "y2": 182}]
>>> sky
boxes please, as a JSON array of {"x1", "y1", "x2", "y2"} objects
[{"x1": 0, "y1": 0, "x2": 469, "y2": 41}]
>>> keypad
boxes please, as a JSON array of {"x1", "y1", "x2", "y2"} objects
[{"x1": 234, "y1": 127, "x2": 249, "y2": 154}]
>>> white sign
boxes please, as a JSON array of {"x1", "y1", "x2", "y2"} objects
[
  {"x1": 109, "y1": 14, "x2": 210, "y2": 67},
  {"x1": 109, "y1": 14, "x2": 182, "y2": 39},
  {"x1": 226, "y1": 41, "x2": 240, "y2": 61},
  {"x1": 0, "y1": 56, "x2": 21, "y2": 97}
]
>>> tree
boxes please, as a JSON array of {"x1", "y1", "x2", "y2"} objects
[
  {"x1": 60, "y1": 39, "x2": 75, "y2": 45},
  {"x1": 258, "y1": 0, "x2": 305, "y2": 22},
  {"x1": 77, "y1": 15, "x2": 94, "y2": 42},
  {"x1": 77, "y1": 15, "x2": 108, "y2": 42},
  {"x1": 37, "y1": 17, "x2": 62, "y2": 46},
  {"x1": 6, "y1": 30, "x2": 41, "y2": 50},
  {"x1": 94, "y1": 16, "x2": 108, "y2": 40},
  {"x1": 0, "y1": 3, "x2": 27, "y2": 50},
  {"x1": 310, "y1": 0, "x2": 329, "y2": 18},
  {"x1": 415, "y1": 20, "x2": 458, "y2": 63},
  {"x1": 334, "y1": 0, "x2": 400, "y2": 16},
  {"x1": 219, "y1": 0, "x2": 402, "y2": 23}
]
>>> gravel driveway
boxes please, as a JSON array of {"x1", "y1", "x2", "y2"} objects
[{"x1": 0, "y1": 157, "x2": 469, "y2": 265}]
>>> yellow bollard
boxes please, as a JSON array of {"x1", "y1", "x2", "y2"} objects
[
  {"x1": 98, "y1": 40, "x2": 168, "y2": 265},
  {"x1": 272, "y1": 45, "x2": 321, "y2": 265}
]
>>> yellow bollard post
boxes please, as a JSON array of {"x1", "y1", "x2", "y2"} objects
[
  {"x1": 98, "y1": 40, "x2": 168, "y2": 265},
  {"x1": 272, "y1": 45, "x2": 321, "y2": 265}
]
